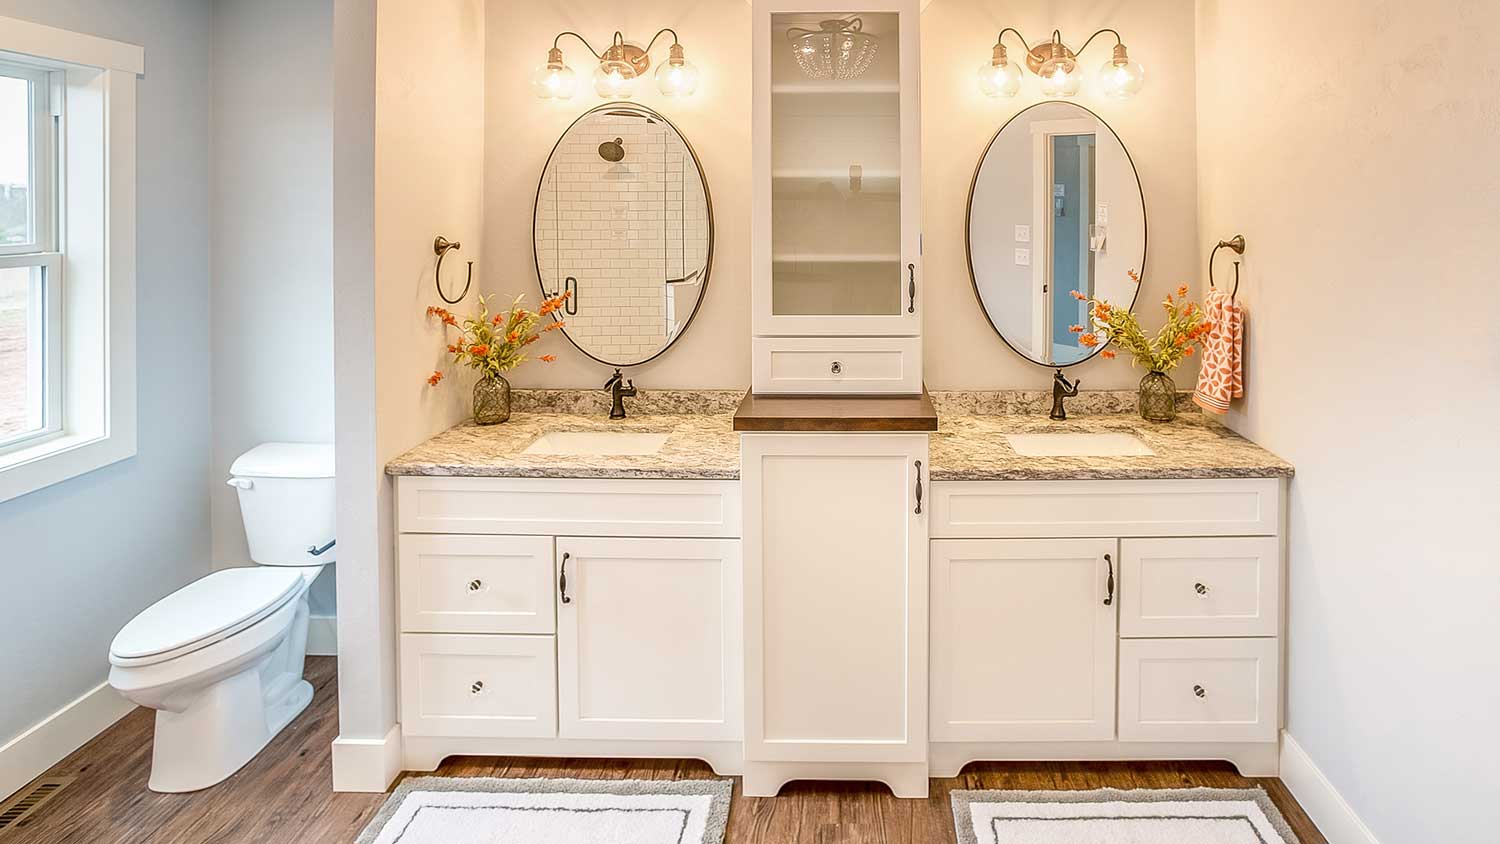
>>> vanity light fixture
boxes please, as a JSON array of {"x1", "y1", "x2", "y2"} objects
[
  {"x1": 979, "y1": 28, "x2": 1144, "y2": 100},
  {"x1": 533, "y1": 29, "x2": 699, "y2": 101}
]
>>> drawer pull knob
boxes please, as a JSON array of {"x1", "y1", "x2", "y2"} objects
[
  {"x1": 830, "y1": 360, "x2": 843, "y2": 375},
  {"x1": 1193, "y1": 684, "x2": 1206, "y2": 698},
  {"x1": 1194, "y1": 582, "x2": 1209, "y2": 596},
  {"x1": 471, "y1": 680, "x2": 485, "y2": 695},
  {"x1": 467, "y1": 579, "x2": 484, "y2": 592},
  {"x1": 1103, "y1": 553, "x2": 1115, "y2": 606}
]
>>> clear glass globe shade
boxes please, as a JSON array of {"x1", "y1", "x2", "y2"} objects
[
  {"x1": 531, "y1": 63, "x2": 576, "y2": 99},
  {"x1": 655, "y1": 59, "x2": 700, "y2": 97},
  {"x1": 593, "y1": 62, "x2": 638, "y2": 99},
  {"x1": 976, "y1": 60, "x2": 1022, "y2": 97},
  {"x1": 1098, "y1": 57, "x2": 1145, "y2": 99},
  {"x1": 1038, "y1": 58, "x2": 1081, "y2": 97}
]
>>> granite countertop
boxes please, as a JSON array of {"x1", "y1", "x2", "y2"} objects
[{"x1": 386, "y1": 389, "x2": 1292, "y2": 482}]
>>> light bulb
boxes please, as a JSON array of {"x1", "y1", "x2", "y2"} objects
[
  {"x1": 593, "y1": 60, "x2": 638, "y2": 99},
  {"x1": 1098, "y1": 45, "x2": 1145, "y2": 100},
  {"x1": 655, "y1": 44, "x2": 699, "y2": 97},
  {"x1": 1038, "y1": 56, "x2": 1081, "y2": 97},
  {"x1": 532, "y1": 48, "x2": 576, "y2": 99},
  {"x1": 977, "y1": 60, "x2": 1022, "y2": 97},
  {"x1": 977, "y1": 44, "x2": 1022, "y2": 97}
]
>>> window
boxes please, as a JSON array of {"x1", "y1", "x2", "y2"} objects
[
  {"x1": 0, "y1": 61, "x2": 61, "y2": 450},
  {"x1": 0, "y1": 16, "x2": 141, "y2": 502}
]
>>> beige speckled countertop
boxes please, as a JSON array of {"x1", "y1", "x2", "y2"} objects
[{"x1": 385, "y1": 389, "x2": 1292, "y2": 482}]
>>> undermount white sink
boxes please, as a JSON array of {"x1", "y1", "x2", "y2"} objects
[
  {"x1": 522, "y1": 431, "x2": 671, "y2": 456},
  {"x1": 1004, "y1": 432, "x2": 1155, "y2": 457}
]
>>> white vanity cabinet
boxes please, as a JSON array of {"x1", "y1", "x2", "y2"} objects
[
  {"x1": 752, "y1": 0, "x2": 923, "y2": 394},
  {"x1": 394, "y1": 477, "x2": 744, "y2": 775},
  {"x1": 740, "y1": 433, "x2": 930, "y2": 797},
  {"x1": 928, "y1": 477, "x2": 1286, "y2": 778}
]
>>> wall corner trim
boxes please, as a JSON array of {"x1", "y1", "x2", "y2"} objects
[
  {"x1": 1280, "y1": 731, "x2": 1382, "y2": 844},
  {"x1": 0, "y1": 15, "x2": 145, "y2": 74},
  {"x1": 331, "y1": 723, "x2": 403, "y2": 793},
  {"x1": 0, "y1": 682, "x2": 136, "y2": 802}
]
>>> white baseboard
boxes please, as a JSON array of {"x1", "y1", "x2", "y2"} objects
[
  {"x1": 1280, "y1": 731, "x2": 1381, "y2": 844},
  {"x1": 307, "y1": 614, "x2": 338, "y2": 656},
  {"x1": 0, "y1": 682, "x2": 136, "y2": 802},
  {"x1": 331, "y1": 722, "x2": 402, "y2": 792}
]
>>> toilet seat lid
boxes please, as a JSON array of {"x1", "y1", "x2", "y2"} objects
[{"x1": 110, "y1": 568, "x2": 305, "y2": 662}]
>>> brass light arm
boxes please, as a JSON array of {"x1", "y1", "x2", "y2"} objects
[
  {"x1": 551, "y1": 30, "x2": 606, "y2": 60},
  {"x1": 1076, "y1": 27, "x2": 1125, "y2": 55},
  {"x1": 643, "y1": 27, "x2": 682, "y2": 54},
  {"x1": 992, "y1": 26, "x2": 1033, "y2": 57}
]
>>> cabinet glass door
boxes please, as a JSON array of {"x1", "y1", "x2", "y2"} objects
[{"x1": 770, "y1": 10, "x2": 908, "y2": 320}]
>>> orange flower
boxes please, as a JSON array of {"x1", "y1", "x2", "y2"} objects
[
  {"x1": 1100, "y1": 349, "x2": 1117, "y2": 359},
  {"x1": 523, "y1": 334, "x2": 539, "y2": 345},
  {"x1": 1183, "y1": 346, "x2": 1195, "y2": 356},
  {"x1": 506, "y1": 330, "x2": 521, "y2": 343},
  {"x1": 539, "y1": 292, "x2": 571, "y2": 316},
  {"x1": 446, "y1": 343, "x2": 459, "y2": 353},
  {"x1": 1093, "y1": 303, "x2": 1111, "y2": 318},
  {"x1": 442, "y1": 313, "x2": 457, "y2": 327},
  {"x1": 539, "y1": 354, "x2": 557, "y2": 363},
  {"x1": 1070, "y1": 289, "x2": 1087, "y2": 301},
  {"x1": 1069, "y1": 324, "x2": 1085, "y2": 334},
  {"x1": 543, "y1": 320, "x2": 565, "y2": 332},
  {"x1": 492, "y1": 313, "x2": 505, "y2": 326},
  {"x1": 1127, "y1": 269, "x2": 1140, "y2": 283},
  {"x1": 469, "y1": 344, "x2": 489, "y2": 356},
  {"x1": 1078, "y1": 333, "x2": 1100, "y2": 348},
  {"x1": 426, "y1": 370, "x2": 443, "y2": 386},
  {"x1": 1177, "y1": 284, "x2": 1189, "y2": 298}
]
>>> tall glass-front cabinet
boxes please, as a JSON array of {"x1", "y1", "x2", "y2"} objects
[{"x1": 752, "y1": 0, "x2": 922, "y2": 394}]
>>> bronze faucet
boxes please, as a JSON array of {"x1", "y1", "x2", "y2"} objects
[
  {"x1": 1050, "y1": 369, "x2": 1079, "y2": 420},
  {"x1": 603, "y1": 368, "x2": 637, "y2": 419}
]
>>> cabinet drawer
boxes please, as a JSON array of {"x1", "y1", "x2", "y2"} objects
[
  {"x1": 397, "y1": 477, "x2": 741, "y2": 537},
  {"x1": 930, "y1": 479, "x2": 1281, "y2": 538},
  {"x1": 399, "y1": 633, "x2": 557, "y2": 738},
  {"x1": 1118, "y1": 638, "x2": 1278, "y2": 743},
  {"x1": 399, "y1": 535, "x2": 555, "y2": 634},
  {"x1": 752, "y1": 336, "x2": 922, "y2": 395},
  {"x1": 1121, "y1": 538, "x2": 1279, "y2": 638}
]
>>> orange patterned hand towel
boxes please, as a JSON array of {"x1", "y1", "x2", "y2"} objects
[{"x1": 1193, "y1": 287, "x2": 1243, "y2": 413}]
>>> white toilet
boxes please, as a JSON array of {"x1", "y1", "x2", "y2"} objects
[{"x1": 108, "y1": 443, "x2": 335, "y2": 793}]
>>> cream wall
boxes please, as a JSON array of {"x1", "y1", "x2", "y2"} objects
[
  {"x1": 1196, "y1": 1, "x2": 1500, "y2": 842},
  {"x1": 484, "y1": 0, "x2": 1197, "y2": 390},
  {"x1": 331, "y1": 0, "x2": 486, "y2": 768}
]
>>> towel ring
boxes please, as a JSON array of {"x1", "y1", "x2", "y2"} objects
[
  {"x1": 433, "y1": 235, "x2": 473, "y2": 305},
  {"x1": 1209, "y1": 234, "x2": 1245, "y2": 302}
]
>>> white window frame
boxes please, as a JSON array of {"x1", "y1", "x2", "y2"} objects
[{"x1": 0, "y1": 16, "x2": 141, "y2": 503}]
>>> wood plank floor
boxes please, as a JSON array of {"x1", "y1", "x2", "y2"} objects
[{"x1": 5, "y1": 657, "x2": 1326, "y2": 843}]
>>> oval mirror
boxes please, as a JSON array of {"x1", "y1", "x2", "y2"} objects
[
  {"x1": 533, "y1": 103, "x2": 713, "y2": 367},
  {"x1": 967, "y1": 102, "x2": 1146, "y2": 366}
]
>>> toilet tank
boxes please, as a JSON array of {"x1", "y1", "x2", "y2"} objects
[{"x1": 228, "y1": 443, "x2": 336, "y2": 566}]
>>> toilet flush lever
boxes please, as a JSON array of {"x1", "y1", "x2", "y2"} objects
[
  {"x1": 226, "y1": 478, "x2": 253, "y2": 490},
  {"x1": 308, "y1": 539, "x2": 336, "y2": 556}
]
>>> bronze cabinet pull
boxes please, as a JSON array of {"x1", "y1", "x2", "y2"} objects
[
  {"x1": 914, "y1": 460, "x2": 923, "y2": 515},
  {"x1": 1103, "y1": 553, "x2": 1115, "y2": 606},
  {"x1": 907, "y1": 263, "x2": 916, "y2": 313},
  {"x1": 559, "y1": 552, "x2": 572, "y2": 604}
]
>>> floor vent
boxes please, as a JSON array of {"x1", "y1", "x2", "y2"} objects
[{"x1": 0, "y1": 777, "x2": 74, "y2": 831}]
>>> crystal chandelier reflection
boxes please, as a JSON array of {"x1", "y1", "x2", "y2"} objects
[{"x1": 787, "y1": 18, "x2": 879, "y2": 81}]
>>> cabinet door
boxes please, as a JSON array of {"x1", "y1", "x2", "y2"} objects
[
  {"x1": 930, "y1": 538, "x2": 1118, "y2": 742},
  {"x1": 742, "y1": 433, "x2": 928, "y2": 763},
  {"x1": 555, "y1": 537, "x2": 741, "y2": 741},
  {"x1": 752, "y1": 0, "x2": 922, "y2": 337}
]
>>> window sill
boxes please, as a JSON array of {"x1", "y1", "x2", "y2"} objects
[{"x1": 0, "y1": 428, "x2": 135, "y2": 504}]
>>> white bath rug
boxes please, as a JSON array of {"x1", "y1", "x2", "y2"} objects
[
  {"x1": 356, "y1": 777, "x2": 732, "y2": 844},
  {"x1": 951, "y1": 787, "x2": 1301, "y2": 844}
]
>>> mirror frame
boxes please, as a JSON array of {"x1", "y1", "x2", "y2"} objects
[
  {"x1": 531, "y1": 102, "x2": 716, "y2": 368},
  {"x1": 964, "y1": 101, "x2": 1148, "y2": 368}
]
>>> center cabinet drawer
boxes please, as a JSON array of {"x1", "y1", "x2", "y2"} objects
[
  {"x1": 752, "y1": 336, "x2": 922, "y2": 395},
  {"x1": 1120, "y1": 537, "x2": 1280, "y2": 637},
  {"x1": 399, "y1": 535, "x2": 556, "y2": 634},
  {"x1": 1118, "y1": 638, "x2": 1278, "y2": 743},
  {"x1": 400, "y1": 633, "x2": 557, "y2": 738}
]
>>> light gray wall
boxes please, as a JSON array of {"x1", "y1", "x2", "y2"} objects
[
  {"x1": 0, "y1": 0, "x2": 213, "y2": 744},
  {"x1": 1196, "y1": 1, "x2": 1500, "y2": 841},
  {"x1": 209, "y1": 0, "x2": 336, "y2": 615}
]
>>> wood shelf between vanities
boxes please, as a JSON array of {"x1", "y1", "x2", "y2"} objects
[{"x1": 733, "y1": 388, "x2": 938, "y2": 432}]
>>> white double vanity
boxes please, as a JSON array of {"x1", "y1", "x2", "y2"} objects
[{"x1": 385, "y1": 0, "x2": 1292, "y2": 800}]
